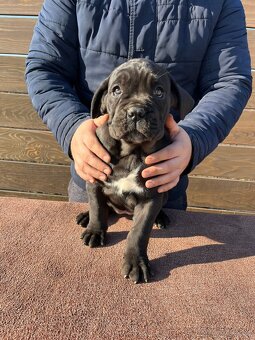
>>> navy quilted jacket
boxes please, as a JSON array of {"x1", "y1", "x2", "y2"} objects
[{"x1": 25, "y1": 0, "x2": 252, "y2": 196}]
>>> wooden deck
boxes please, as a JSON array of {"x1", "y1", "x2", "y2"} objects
[{"x1": 0, "y1": 0, "x2": 254, "y2": 214}]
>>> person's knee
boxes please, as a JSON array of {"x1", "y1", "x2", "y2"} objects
[
  {"x1": 163, "y1": 193, "x2": 187, "y2": 210},
  {"x1": 68, "y1": 178, "x2": 88, "y2": 203}
]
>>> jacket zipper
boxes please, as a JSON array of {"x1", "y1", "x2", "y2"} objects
[{"x1": 128, "y1": 0, "x2": 135, "y2": 59}]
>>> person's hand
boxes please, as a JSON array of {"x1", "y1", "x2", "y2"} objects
[
  {"x1": 70, "y1": 114, "x2": 111, "y2": 183},
  {"x1": 141, "y1": 115, "x2": 192, "y2": 193}
]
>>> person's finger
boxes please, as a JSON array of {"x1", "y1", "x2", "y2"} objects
[
  {"x1": 74, "y1": 144, "x2": 109, "y2": 181},
  {"x1": 142, "y1": 157, "x2": 180, "y2": 178},
  {"x1": 142, "y1": 164, "x2": 165, "y2": 178},
  {"x1": 144, "y1": 115, "x2": 181, "y2": 166},
  {"x1": 74, "y1": 136, "x2": 111, "y2": 175},
  {"x1": 84, "y1": 135, "x2": 111, "y2": 165},
  {"x1": 165, "y1": 114, "x2": 180, "y2": 139},
  {"x1": 141, "y1": 156, "x2": 182, "y2": 178},
  {"x1": 93, "y1": 114, "x2": 111, "y2": 163},
  {"x1": 83, "y1": 120, "x2": 111, "y2": 164},
  {"x1": 81, "y1": 145, "x2": 111, "y2": 176},
  {"x1": 145, "y1": 170, "x2": 180, "y2": 189},
  {"x1": 157, "y1": 177, "x2": 180, "y2": 193},
  {"x1": 82, "y1": 162, "x2": 108, "y2": 181},
  {"x1": 74, "y1": 164, "x2": 95, "y2": 184},
  {"x1": 144, "y1": 143, "x2": 178, "y2": 165},
  {"x1": 93, "y1": 114, "x2": 109, "y2": 127}
]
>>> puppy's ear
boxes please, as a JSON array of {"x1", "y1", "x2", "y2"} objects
[
  {"x1": 169, "y1": 75, "x2": 194, "y2": 120},
  {"x1": 91, "y1": 77, "x2": 110, "y2": 118}
]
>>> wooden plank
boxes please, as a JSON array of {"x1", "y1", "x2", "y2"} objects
[
  {"x1": 188, "y1": 176, "x2": 255, "y2": 212},
  {"x1": 0, "y1": 18, "x2": 36, "y2": 54},
  {"x1": 0, "y1": 0, "x2": 253, "y2": 25},
  {"x1": 0, "y1": 190, "x2": 68, "y2": 201},
  {"x1": 0, "y1": 1, "x2": 42, "y2": 15},
  {"x1": 0, "y1": 56, "x2": 26, "y2": 93},
  {"x1": 242, "y1": 0, "x2": 255, "y2": 28},
  {"x1": 247, "y1": 29, "x2": 255, "y2": 69},
  {"x1": 0, "y1": 93, "x2": 46, "y2": 130},
  {"x1": 0, "y1": 127, "x2": 70, "y2": 165},
  {"x1": 191, "y1": 145, "x2": 255, "y2": 181},
  {"x1": 223, "y1": 109, "x2": 255, "y2": 146},
  {"x1": 0, "y1": 0, "x2": 253, "y2": 26},
  {"x1": 188, "y1": 206, "x2": 255, "y2": 216},
  {"x1": 0, "y1": 161, "x2": 70, "y2": 195}
]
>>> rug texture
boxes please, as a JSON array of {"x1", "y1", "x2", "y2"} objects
[{"x1": 0, "y1": 197, "x2": 255, "y2": 339}]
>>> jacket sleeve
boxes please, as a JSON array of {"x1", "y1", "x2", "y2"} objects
[
  {"x1": 179, "y1": 0, "x2": 252, "y2": 173},
  {"x1": 25, "y1": 0, "x2": 88, "y2": 157}
]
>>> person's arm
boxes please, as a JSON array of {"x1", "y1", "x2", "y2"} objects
[
  {"x1": 142, "y1": 0, "x2": 252, "y2": 192},
  {"x1": 25, "y1": 0, "x2": 111, "y2": 181},
  {"x1": 26, "y1": 0, "x2": 85, "y2": 155},
  {"x1": 178, "y1": 0, "x2": 252, "y2": 172}
]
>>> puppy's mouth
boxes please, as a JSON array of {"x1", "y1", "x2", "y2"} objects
[
  {"x1": 121, "y1": 130, "x2": 152, "y2": 144},
  {"x1": 109, "y1": 114, "x2": 162, "y2": 144}
]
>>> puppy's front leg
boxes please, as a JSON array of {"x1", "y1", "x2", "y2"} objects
[
  {"x1": 122, "y1": 197, "x2": 163, "y2": 283},
  {"x1": 80, "y1": 183, "x2": 109, "y2": 248}
]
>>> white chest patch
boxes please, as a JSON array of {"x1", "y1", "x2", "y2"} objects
[{"x1": 107, "y1": 167, "x2": 144, "y2": 196}]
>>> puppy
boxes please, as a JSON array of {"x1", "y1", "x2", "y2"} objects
[{"x1": 77, "y1": 59, "x2": 194, "y2": 283}]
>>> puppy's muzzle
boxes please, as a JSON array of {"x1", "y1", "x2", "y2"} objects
[{"x1": 124, "y1": 105, "x2": 158, "y2": 143}]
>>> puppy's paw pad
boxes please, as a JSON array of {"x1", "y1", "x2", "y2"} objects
[
  {"x1": 76, "y1": 212, "x2": 89, "y2": 228},
  {"x1": 81, "y1": 229, "x2": 106, "y2": 247}
]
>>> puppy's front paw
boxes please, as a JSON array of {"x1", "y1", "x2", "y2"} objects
[
  {"x1": 122, "y1": 251, "x2": 151, "y2": 284},
  {"x1": 81, "y1": 228, "x2": 107, "y2": 248}
]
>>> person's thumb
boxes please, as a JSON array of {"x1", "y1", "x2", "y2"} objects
[
  {"x1": 165, "y1": 114, "x2": 180, "y2": 139},
  {"x1": 93, "y1": 114, "x2": 109, "y2": 127}
]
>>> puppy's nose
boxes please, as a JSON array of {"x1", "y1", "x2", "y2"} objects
[{"x1": 127, "y1": 108, "x2": 145, "y2": 121}]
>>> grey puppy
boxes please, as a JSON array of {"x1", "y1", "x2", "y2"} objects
[{"x1": 77, "y1": 59, "x2": 194, "y2": 283}]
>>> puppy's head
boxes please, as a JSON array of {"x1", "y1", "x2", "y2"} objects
[{"x1": 91, "y1": 59, "x2": 194, "y2": 144}]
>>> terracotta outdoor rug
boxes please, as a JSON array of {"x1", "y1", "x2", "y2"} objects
[{"x1": 0, "y1": 197, "x2": 254, "y2": 339}]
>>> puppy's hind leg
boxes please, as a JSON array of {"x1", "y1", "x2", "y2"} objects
[
  {"x1": 80, "y1": 183, "x2": 109, "y2": 248},
  {"x1": 154, "y1": 210, "x2": 169, "y2": 229},
  {"x1": 76, "y1": 211, "x2": 89, "y2": 228}
]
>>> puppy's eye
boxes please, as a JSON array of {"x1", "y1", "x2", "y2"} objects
[
  {"x1": 112, "y1": 85, "x2": 122, "y2": 96},
  {"x1": 154, "y1": 86, "x2": 165, "y2": 98}
]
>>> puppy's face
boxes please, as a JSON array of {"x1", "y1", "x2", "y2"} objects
[
  {"x1": 91, "y1": 59, "x2": 194, "y2": 145},
  {"x1": 106, "y1": 60, "x2": 171, "y2": 144}
]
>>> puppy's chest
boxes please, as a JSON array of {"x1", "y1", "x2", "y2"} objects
[{"x1": 103, "y1": 158, "x2": 146, "y2": 197}]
